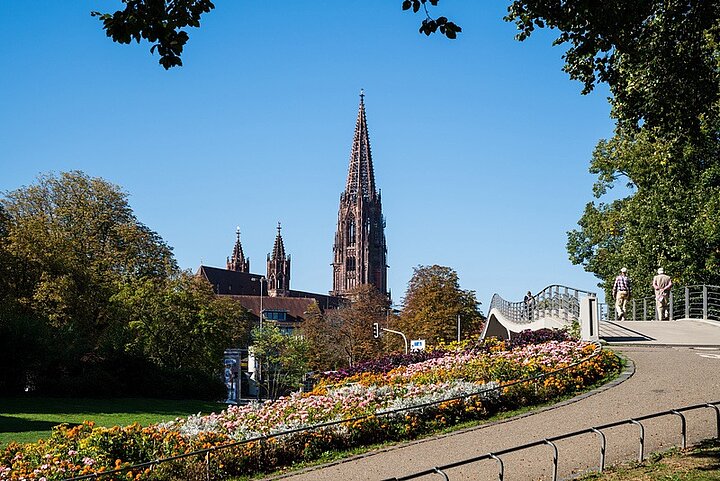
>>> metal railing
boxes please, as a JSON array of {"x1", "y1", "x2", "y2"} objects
[
  {"x1": 489, "y1": 285, "x2": 597, "y2": 325},
  {"x1": 602, "y1": 284, "x2": 720, "y2": 322},
  {"x1": 61, "y1": 343, "x2": 608, "y2": 481},
  {"x1": 383, "y1": 401, "x2": 720, "y2": 481}
]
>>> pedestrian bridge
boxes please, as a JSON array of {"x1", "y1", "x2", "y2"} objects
[
  {"x1": 482, "y1": 284, "x2": 720, "y2": 342},
  {"x1": 482, "y1": 285, "x2": 599, "y2": 340}
]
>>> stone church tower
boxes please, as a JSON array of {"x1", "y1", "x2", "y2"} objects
[
  {"x1": 331, "y1": 92, "x2": 388, "y2": 297},
  {"x1": 226, "y1": 227, "x2": 250, "y2": 272},
  {"x1": 267, "y1": 222, "x2": 291, "y2": 296}
]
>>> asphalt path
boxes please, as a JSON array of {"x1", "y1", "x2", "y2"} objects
[{"x1": 269, "y1": 345, "x2": 720, "y2": 481}]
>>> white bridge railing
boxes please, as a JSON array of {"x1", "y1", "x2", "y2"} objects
[
  {"x1": 489, "y1": 285, "x2": 597, "y2": 325},
  {"x1": 602, "y1": 284, "x2": 720, "y2": 322}
]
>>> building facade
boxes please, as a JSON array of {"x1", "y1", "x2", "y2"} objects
[{"x1": 331, "y1": 92, "x2": 388, "y2": 297}]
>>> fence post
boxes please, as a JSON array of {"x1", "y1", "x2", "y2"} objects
[
  {"x1": 672, "y1": 410, "x2": 687, "y2": 449},
  {"x1": 631, "y1": 420, "x2": 645, "y2": 461},
  {"x1": 703, "y1": 285, "x2": 708, "y2": 320},
  {"x1": 632, "y1": 299, "x2": 637, "y2": 321},
  {"x1": 545, "y1": 440, "x2": 559, "y2": 481},
  {"x1": 685, "y1": 286, "x2": 690, "y2": 319},
  {"x1": 591, "y1": 428, "x2": 606, "y2": 473},
  {"x1": 643, "y1": 299, "x2": 647, "y2": 321},
  {"x1": 489, "y1": 453, "x2": 504, "y2": 481},
  {"x1": 669, "y1": 292, "x2": 674, "y2": 321}
]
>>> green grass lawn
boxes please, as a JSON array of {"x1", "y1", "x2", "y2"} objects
[
  {"x1": 579, "y1": 439, "x2": 720, "y2": 481},
  {"x1": 0, "y1": 397, "x2": 226, "y2": 446}
]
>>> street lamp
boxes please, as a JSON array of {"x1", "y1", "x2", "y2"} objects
[
  {"x1": 251, "y1": 276, "x2": 267, "y2": 328},
  {"x1": 250, "y1": 276, "x2": 267, "y2": 400}
]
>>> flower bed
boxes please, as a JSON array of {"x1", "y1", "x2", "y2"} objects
[{"x1": 0, "y1": 332, "x2": 621, "y2": 481}]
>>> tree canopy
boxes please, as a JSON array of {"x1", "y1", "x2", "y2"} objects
[
  {"x1": 506, "y1": 1, "x2": 720, "y2": 139},
  {"x1": 0, "y1": 171, "x2": 249, "y2": 397},
  {"x1": 91, "y1": 0, "x2": 460, "y2": 69},
  {"x1": 398, "y1": 265, "x2": 484, "y2": 344}
]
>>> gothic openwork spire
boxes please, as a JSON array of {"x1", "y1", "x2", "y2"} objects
[
  {"x1": 332, "y1": 93, "x2": 388, "y2": 298},
  {"x1": 267, "y1": 222, "x2": 291, "y2": 295},
  {"x1": 227, "y1": 226, "x2": 249, "y2": 272},
  {"x1": 271, "y1": 222, "x2": 286, "y2": 261},
  {"x1": 345, "y1": 89, "x2": 377, "y2": 199}
]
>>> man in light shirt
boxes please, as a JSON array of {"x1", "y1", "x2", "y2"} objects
[{"x1": 653, "y1": 267, "x2": 672, "y2": 320}]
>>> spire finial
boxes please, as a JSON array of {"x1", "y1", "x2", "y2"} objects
[
  {"x1": 277, "y1": 221, "x2": 282, "y2": 235},
  {"x1": 236, "y1": 226, "x2": 240, "y2": 241},
  {"x1": 359, "y1": 88, "x2": 365, "y2": 103}
]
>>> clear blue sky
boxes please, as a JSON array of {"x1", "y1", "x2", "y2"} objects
[{"x1": 0, "y1": 1, "x2": 616, "y2": 308}]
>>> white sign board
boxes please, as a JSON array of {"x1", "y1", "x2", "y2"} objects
[{"x1": 410, "y1": 339, "x2": 426, "y2": 351}]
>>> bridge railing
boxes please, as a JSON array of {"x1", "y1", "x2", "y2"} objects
[
  {"x1": 602, "y1": 284, "x2": 720, "y2": 322},
  {"x1": 490, "y1": 285, "x2": 597, "y2": 325}
]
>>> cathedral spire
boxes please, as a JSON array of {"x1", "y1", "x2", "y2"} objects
[
  {"x1": 345, "y1": 89, "x2": 376, "y2": 199},
  {"x1": 332, "y1": 93, "x2": 388, "y2": 298},
  {"x1": 226, "y1": 226, "x2": 249, "y2": 272}
]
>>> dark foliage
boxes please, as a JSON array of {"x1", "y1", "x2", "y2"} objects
[
  {"x1": 506, "y1": 328, "x2": 571, "y2": 349},
  {"x1": 319, "y1": 349, "x2": 448, "y2": 382}
]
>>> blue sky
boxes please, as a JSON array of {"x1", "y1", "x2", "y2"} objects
[{"x1": 0, "y1": 1, "x2": 616, "y2": 308}]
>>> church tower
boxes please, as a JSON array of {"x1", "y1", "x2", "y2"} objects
[
  {"x1": 331, "y1": 92, "x2": 388, "y2": 297},
  {"x1": 267, "y1": 222, "x2": 291, "y2": 296},
  {"x1": 226, "y1": 227, "x2": 250, "y2": 272}
]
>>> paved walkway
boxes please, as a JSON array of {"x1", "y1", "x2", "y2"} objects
[
  {"x1": 600, "y1": 318, "x2": 720, "y2": 346},
  {"x1": 268, "y1": 321, "x2": 720, "y2": 481}
]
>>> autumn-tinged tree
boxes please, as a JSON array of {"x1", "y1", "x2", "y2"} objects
[
  {"x1": 398, "y1": 265, "x2": 483, "y2": 346},
  {"x1": 332, "y1": 285, "x2": 388, "y2": 367},
  {"x1": 299, "y1": 302, "x2": 345, "y2": 373}
]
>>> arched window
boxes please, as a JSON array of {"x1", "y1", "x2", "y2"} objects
[{"x1": 346, "y1": 216, "x2": 355, "y2": 246}]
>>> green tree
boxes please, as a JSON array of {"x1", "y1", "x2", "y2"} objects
[
  {"x1": 398, "y1": 265, "x2": 484, "y2": 345},
  {"x1": 504, "y1": 1, "x2": 720, "y2": 291},
  {"x1": 251, "y1": 324, "x2": 310, "y2": 400},
  {"x1": 0, "y1": 171, "x2": 177, "y2": 394},
  {"x1": 567, "y1": 129, "x2": 720, "y2": 298},
  {"x1": 115, "y1": 273, "x2": 253, "y2": 376},
  {"x1": 505, "y1": 0, "x2": 720, "y2": 139}
]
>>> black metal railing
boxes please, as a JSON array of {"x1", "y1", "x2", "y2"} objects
[{"x1": 383, "y1": 401, "x2": 720, "y2": 481}]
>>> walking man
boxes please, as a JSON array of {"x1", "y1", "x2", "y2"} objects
[
  {"x1": 612, "y1": 267, "x2": 631, "y2": 320},
  {"x1": 653, "y1": 267, "x2": 672, "y2": 320}
]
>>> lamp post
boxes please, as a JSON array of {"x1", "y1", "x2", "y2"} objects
[
  {"x1": 251, "y1": 276, "x2": 267, "y2": 328},
  {"x1": 250, "y1": 276, "x2": 267, "y2": 400}
]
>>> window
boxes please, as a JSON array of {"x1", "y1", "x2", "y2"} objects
[{"x1": 264, "y1": 310, "x2": 287, "y2": 322}]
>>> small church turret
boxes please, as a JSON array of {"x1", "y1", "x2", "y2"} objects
[
  {"x1": 331, "y1": 91, "x2": 388, "y2": 297},
  {"x1": 226, "y1": 226, "x2": 250, "y2": 272},
  {"x1": 267, "y1": 222, "x2": 291, "y2": 297}
]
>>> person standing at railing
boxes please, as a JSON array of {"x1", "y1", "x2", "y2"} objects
[
  {"x1": 653, "y1": 267, "x2": 672, "y2": 320},
  {"x1": 523, "y1": 291, "x2": 534, "y2": 320},
  {"x1": 612, "y1": 267, "x2": 631, "y2": 320}
]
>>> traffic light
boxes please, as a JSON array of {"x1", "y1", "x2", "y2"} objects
[{"x1": 372, "y1": 322, "x2": 380, "y2": 339}]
